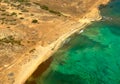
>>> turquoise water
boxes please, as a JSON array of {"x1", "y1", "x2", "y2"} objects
[{"x1": 36, "y1": 0, "x2": 120, "y2": 84}]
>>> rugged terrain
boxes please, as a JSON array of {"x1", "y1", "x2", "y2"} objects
[{"x1": 0, "y1": 0, "x2": 109, "y2": 84}]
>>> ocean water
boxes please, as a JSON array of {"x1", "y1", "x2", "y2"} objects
[{"x1": 27, "y1": 0, "x2": 120, "y2": 84}]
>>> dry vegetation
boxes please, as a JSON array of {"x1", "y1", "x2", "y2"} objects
[{"x1": 0, "y1": 0, "x2": 109, "y2": 83}]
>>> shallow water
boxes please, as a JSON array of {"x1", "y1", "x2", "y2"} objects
[{"x1": 27, "y1": 0, "x2": 120, "y2": 84}]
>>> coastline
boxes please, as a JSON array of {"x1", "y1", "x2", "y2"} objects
[
  {"x1": 14, "y1": 0, "x2": 110, "y2": 84},
  {"x1": 0, "y1": 0, "x2": 110, "y2": 84},
  {"x1": 16, "y1": 20, "x2": 91, "y2": 84}
]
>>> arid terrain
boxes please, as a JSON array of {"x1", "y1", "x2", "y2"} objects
[{"x1": 0, "y1": 0, "x2": 109, "y2": 84}]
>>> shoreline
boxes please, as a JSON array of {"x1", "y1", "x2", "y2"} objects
[
  {"x1": 16, "y1": 21, "x2": 91, "y2": 84},
  {"x1": 25, "y1": 23, "x2": 91, "y2": 84},
  {"x1": 16, "y1": 1, "x2": 110, "y2": 83},
  {"x1": 5, "y1": 0, "x2": 110, "y2": 84}
]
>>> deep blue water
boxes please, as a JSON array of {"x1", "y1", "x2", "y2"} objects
[{"x1": 27, "y1": 0, "x2": 120, "y2": 84}]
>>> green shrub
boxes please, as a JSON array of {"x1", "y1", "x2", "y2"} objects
[
  {"x1": 20, "y1": 17, "x2": 24, "y2": 19},
  {"x1": 29, "y1": 48, "x2": 35, "y2": 53},
  {"x1": 18, "y1": 0, "x2": 29, "y2": 2},
  {"x1": 0, "y1": 36, "x2": 21, "y2": 45},
  {"x1": 40, "y1": 5, "x2": 49, "y2": 10},
  {"x1": 10, "y1": 12, "x2": 17, "y2": 16},
  {"x1": 33, "y1": 2, "x2": 62, "y2": 16},
  {"x1": 1, "y1": 13, "x2": 6, "y2": 16},
  {"x1": 49, "y1": 10, "x2": 61, "y2": 16},
  {"x1": 32, "y1": 19, "x2": 38, "y2": 23},
  {"x1": 21, "y1": 9, "x2": 29, "y2": 12}
]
